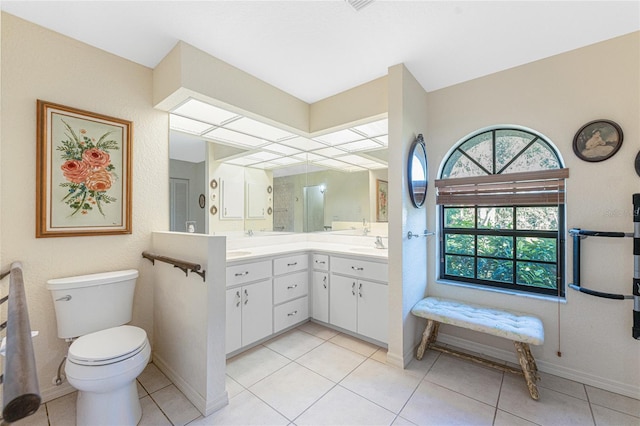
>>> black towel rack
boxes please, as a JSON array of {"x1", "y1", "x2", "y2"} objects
[{"x1": 142, "y1": 252, "x2": 206, "y2": 282}]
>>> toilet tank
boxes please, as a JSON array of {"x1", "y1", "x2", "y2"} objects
[{"x1": 46, "y1": 269, "x2": 139, "y2": 339}]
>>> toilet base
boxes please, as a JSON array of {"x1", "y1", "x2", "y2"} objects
[{"x1": 76, "y1": 381, "x2": 141, "y2": 426}]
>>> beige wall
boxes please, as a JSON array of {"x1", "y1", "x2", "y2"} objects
[
  {"x1": 1, "y1": 13, "x2": 169, "y2": 401},
  {"x1": 425, "y1": 32, "x2": 640, "y2": 397},
  {"x1": 386, "y1": 64, "x2": 429, "y2": 367}
]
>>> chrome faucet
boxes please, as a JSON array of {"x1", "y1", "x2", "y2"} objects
[
  {"x1": 374, "y1": 236, "x2": 386, "y2": 249},
  {"x1": 362, "y1": 219, "x2": 370, "y2": 236},
  {"x1": 246, "y1": 229, "x2": 254, "y2": 237}
]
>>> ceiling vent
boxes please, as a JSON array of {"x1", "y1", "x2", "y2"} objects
[{"x1": 345, "y1": 0, "x2": 375, "y2": 12}]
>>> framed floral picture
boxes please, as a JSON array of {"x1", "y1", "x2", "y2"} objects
[
  {"x1": 376, "y1": 179, "x2": 388, "y2": 222},
  {"x1": 36, "y1": 100, "x2": 133, "y2": 237}
]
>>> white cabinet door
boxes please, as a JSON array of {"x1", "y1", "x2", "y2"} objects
[
  {"x1": 357, "y1": 280, "x2": 388, "y2": 343},
  {"x1": 246, "y1": 182, "x2": 267, "y2": 219},
  {"x1": 221, "y1": 178, "x2": 244, "y2": 219},
  {"x1": 225, "y1": 288, "x2": 243, "y2": 354},
  {"x1": 241, "y1": 279, "x2": 273, "y2": 347},
  {"x1": 329, "y1": 274, "x2": 357, "y2": 333},
  {"x1": 312, "y1": 271, "x2": 329, "y2": 323}
]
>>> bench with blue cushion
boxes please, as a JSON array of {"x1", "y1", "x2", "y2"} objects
[{"x1": 411, "y1": 297, "x2": 544, "y2": 400}]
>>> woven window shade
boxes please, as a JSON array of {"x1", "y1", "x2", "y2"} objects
[{"x1": 436, "y1": 169, "x2": 569, "y2": 206}]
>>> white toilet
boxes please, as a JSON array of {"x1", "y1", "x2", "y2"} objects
[{"x1": 47, "y1": 269, "x2": 150, "y2": 426}]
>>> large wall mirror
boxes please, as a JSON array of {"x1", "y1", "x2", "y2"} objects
[
  {"x1": 168, "y1": 99, "x2": 388, "y2": 235},
  {"x1": 408, "y1": 134, "x2": 427, "y2": 208}
]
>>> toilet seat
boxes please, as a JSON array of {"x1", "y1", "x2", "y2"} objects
[{"x1": 68, "y1": 325, "x2": 148, "y2": 366}]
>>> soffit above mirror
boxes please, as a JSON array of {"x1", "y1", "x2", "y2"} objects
[{"x1": 169, "y1": 98, "x2": 388, "y2": 173}]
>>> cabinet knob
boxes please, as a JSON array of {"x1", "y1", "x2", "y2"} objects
[
  {"x1": 287, "y1": 284, "x2": 298, "y2": 289},
  {"x1": 287, "y1": 262, "x2": 298, "y2": 267},
  {"x1": 352, "y1": 282, "x2": 356, "y2": 296},
  {"x1": 351, "y1": 266, "x2": 364, "y2": 271},
  {"x1": 244, "y1": 289, "x2": 249, "y2": 305},
  {"x1": 287, "y1": 310, "x2": 298, "y2": 317}
]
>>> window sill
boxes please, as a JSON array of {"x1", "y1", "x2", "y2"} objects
[{"x1": 435, "y1": 278, "x2": 567, "y2": 303}]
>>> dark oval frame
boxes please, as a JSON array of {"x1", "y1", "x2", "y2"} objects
[
  {"x1": 635, "y1": 151, "x2": 640, "y2": 177},
  {"x1": 408, "y1": 134, "x2": 428, "y2": 208},
  {"x1": 572, "y1": 119, "x2": 623, "y2": 163}
]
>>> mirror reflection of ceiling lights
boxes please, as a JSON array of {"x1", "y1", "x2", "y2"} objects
[{"x1": 169, "y1": 98, "x2": 388, "y2": 173}]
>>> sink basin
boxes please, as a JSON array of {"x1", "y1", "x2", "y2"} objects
[
  {"x1": 227, "y1": 250, "x2": 252, "y2": 258},
  {"x1": 348, "y1": 247, "x2": 388, "y2": 255}
]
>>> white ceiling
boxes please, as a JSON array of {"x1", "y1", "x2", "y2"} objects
[{"x1": 3, "y1": 1, "x2": 639, "y2": 104}]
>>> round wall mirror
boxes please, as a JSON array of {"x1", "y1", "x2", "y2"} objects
[{"x1": 408, "y1": 134, "x2": 428, "y2": 208}]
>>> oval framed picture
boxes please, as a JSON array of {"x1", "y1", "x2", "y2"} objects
[
  {"x1": 573, "y1": 120, "x2": 623, "y2": 162},
  {"x1": 199, "y1": 194, "x2": 206, "y2": 209},
  {"x1": 210, "y1": 179, "x2": 218, "y2": 189},
  {"x1": 635, "y1": 151, "x2": 640, "y2": 177}
]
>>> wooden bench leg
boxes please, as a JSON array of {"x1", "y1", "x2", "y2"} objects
[
  {"x1": 416, "y1": 319, "x2": 438, "y2": 360},
  {"x1": 514, "y1": 341, "x2": 539, "y2": 400},
  {"x1": 522, "y1": 342, "x2": 539, "y2": 380}
]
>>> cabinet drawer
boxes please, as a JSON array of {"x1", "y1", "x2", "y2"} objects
[
  {"x1": 273, "y1": 253, "x2": 308, "y2": 276},
  {"x1": 274, "y1": 271, "x2": 308, "y2": 305},
  {"x1": 331, "y1": 256, "x2": 388, "y2": 282},
  {"x1": 311, "y1": 254, "x2": 329, "y2": 271},
  {"x1": 226, "y1": 260, "x2": 272, "y2": 287},
  {"x1": 274, "y1": 296, "x2": 309, "y2": 333}
]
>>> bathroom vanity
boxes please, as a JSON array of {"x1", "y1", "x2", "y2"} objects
[{"x1": 225, "y1": 244, "x2": 388, "y2": 356}]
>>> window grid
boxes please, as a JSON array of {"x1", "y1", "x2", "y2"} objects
[{"x1": 438, "y1": 127, "x2": 565, "y2": 297}]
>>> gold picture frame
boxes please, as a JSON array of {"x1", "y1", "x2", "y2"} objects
[{"x1": 36, "y1": 100, "x2": 133, "y2": 237}]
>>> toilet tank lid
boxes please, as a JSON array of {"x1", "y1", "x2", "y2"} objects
[{"x1": 46, "y1": 269, "x2": 139, "y2": 291}]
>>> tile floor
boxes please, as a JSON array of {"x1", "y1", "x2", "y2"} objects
[{"x1": 18, "y1": 322, "x2": 640, "y2": 426}]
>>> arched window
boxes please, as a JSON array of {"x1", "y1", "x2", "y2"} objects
[{"x1": 436, "y1": 127, "x2": 568, "y2": 297}]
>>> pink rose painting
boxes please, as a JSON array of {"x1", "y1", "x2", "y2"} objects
[{"x1": 58, "y1": 119, "x2": 119, "y2": 216}]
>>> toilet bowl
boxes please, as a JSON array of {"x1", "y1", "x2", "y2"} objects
[
  {"x1": 46, "y1": 270, "x2": 149, "y2": 426},
  {"x1": 65, "y1": 326, "x2": 151, "y2": 426}
]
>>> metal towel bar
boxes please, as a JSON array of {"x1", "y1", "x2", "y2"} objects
[{"x1": 142, "y1": 252, "x2": 206, "y2": 282}]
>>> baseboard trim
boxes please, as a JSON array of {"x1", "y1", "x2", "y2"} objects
[
  {"x1": 435, "y1": 334, "x2": 640, "y2": 400},
  {"x1": 152, "y1": 353, "x2": 229, "y2": 416}
]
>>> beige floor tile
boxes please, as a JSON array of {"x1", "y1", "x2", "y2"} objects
[
  {"x1": 493, "y1": 409, "x2": 538, "y2": 426},
  {"x1": 391, "y1": 415, "x2": 419, "y2": 425},
  {"x1": 400, "y1": 381, "x2": 495, "y2": 426},
  {"x1": 329, "y1": 333, "x2": 380, "y2": 357},
  {"x1": 298, "y1": 321, "x2": 340, "y2": 340},
  {"x1": 295, "y1": 385, "x2": 396, "y2": 426},
  {"x1": 226, "y1": 345, "x2": 290, "y2": 387},
  {"x1": 151, "y1": 384, "x2": 201, "y2": 426},
  {"x1": 45, "y1": 392, "x2": 77, "y2": 426},
  {"x1": 11, "y1": 404, "x2": 49, "y2": 426},
  {"x1": 137, "y1": 380, "x2": 149, "y2": 398},
  {"x1": 371, "y1": 347, "x2": 388, "y2": 363},
  {"x1": 538, "y1": 371, "x2": 587, "y2": 400},
  {"x1": 424, "y1": 353, "x2": 503, "y2": 406},
  {"x1": 188, "y1": 390, "x2": 289, "y2": 425},
  {"x1": 340, "y1": 358, "x2": 424, "y2": 413},
  {"x1": 249, "y1": 362, "x2": 335, "y2": 420},
  {"x1": 226, "y1": 374, "x2": 245, "y2": 399},
  {"x1": 591, "y1": 404, "x2": 640, "y2": 426},
  {"x1": 138, "y1": 362, "x2": 172, "y2": 394},
  {"x1": 498, "y1": 373, "x2": 593, "y2": 425},
  {"x1": 404, "y1": 349, "x2": 440, "y2": 378},
  {"x1": 296, "y1": 341, "x2": 367, "y2": 382},
  {"x1": 139, "y1": 395, "x2": 172, "y2": 426},
  {"x1": 264, "y1": 329, "x2": 325, "y2": 359},
  {"x1": 586, "y1": 385, "x2": 640, "y2": 418}
]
